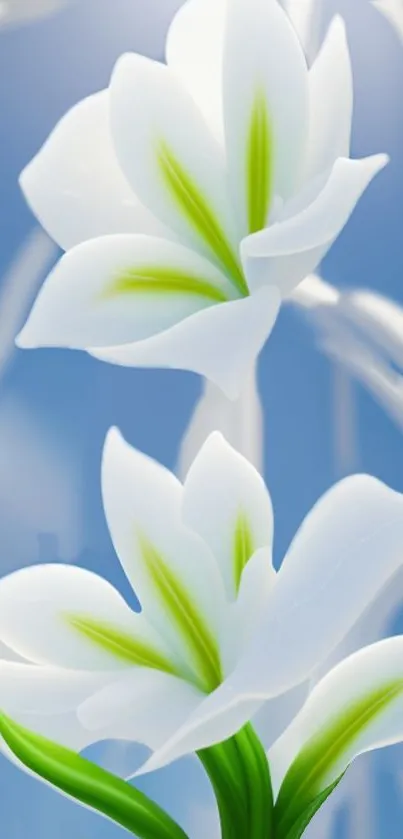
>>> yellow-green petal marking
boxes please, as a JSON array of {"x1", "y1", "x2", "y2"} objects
[
  {"x1": 139, "y1": 534, "x2": 223, "y2": 694},
  {"x1": 233, "y1": 512, "x2": 255, "y2": 594},
  {"x1": 65, "y1": 615, "x2": 179, "y2": 677},
  {"x1": 274, "y1": 678, "x2": 403, "y2": 839},
  {"x1": 104, "y1": 266, "x2": 228, "y2": 304},
  {"x1": 246, "y1": 89, "x2": 273, "y2": 235},
  {"x1": 157, "y1": 141, "x2": 248, "y2": 296}
]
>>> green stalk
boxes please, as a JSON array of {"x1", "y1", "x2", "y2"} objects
[
  {"x1": 198, "y1": 724, "x2": 273, "y2": 839},
  {"x1": 0, "y1": 713, "x2": 189, "y2": 839}
]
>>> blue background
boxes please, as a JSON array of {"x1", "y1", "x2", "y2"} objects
[{"x1": 0, "y1": 0, "x2": 402, "y2": 836}]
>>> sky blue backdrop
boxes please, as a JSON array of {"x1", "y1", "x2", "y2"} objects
[{"x1": 0, "y1": 0, "x2": 402, "y2": 836}]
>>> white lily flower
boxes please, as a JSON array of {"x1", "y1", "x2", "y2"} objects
[
  {"x1": 2, "y1": 429, "x2": 403, "y2": 831},
  {"x1": 16, "y1": 0, "x2": 386, "y2": 397},
  {"x1": 0, "y1": 429, "x2": 277, "y2": 755}
]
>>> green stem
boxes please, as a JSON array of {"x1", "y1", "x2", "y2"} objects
[{"x1": 198, "y1": 724, "x2": 273, "y2": 839}]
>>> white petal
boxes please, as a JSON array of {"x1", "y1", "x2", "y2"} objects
[
  {"x1": 0, "y1": 663, "x2": 110, "y2": 761},
  {"x1": 311, "y1": 567, "x2": 403, "y2": 685},
  {"x1": 282, "y1": 0, "x2": 323, "y2": 62},
  {"x1": 0, "y1": 661, "x2": 107, "y2": 716},
  {"x1": 253, "y1": 682, "x2": 310, "y2": 751},
  {"x1": 91, "y1": 285, "x2": 281, "y2": 399},
  {"x1": 0, "y1": 563, "x2": 171, "y2": 671},
  {"x1": 20, "y1": 91, "x2": 172, "y2": 251},
  {"x1": 102, "y1": 428, "x2": 228, "y2": 693},
  {"x1": 220, "y1": 548, "x2": 276, "y2": 674},
  {"x1": 182, "y1": 432, "x2": 274, "y2": 599},
  {"x1": 16, "y1": 234, "x2": 235, "y2": 350},
  {"x1": 177, "y1": 363, "x2": 263, "y2": 480},
  {"x1": 303, "y1": 16, "x2": 353, "y2": 183},
  {"x1": 138, "y1": 474, "x2": 403, "y2": 771},
  {"x1": 78, "y1": 669, "x2": 203, "y2": 753},
  {"x1": 269, "y1": 637, "x2": 403, "y2": 803},
  {"x1": 166, "y1": 0, "x2": 226, "y2": 143},
  {"x1": 242, "y1": 155, "x2": 388, "y2": 297},
  {"x1": 223, "y1": 0, "x2": 309, "y2": 237},
  {"x1": 237, "y1": 474, "x2": 403, "y2": 698},
  {"x1": 138, "y1": 683, "x2": 264, "y2": 775},
  {"x1": 110, "y1": 53, "x2": 245, "y2": 293}
]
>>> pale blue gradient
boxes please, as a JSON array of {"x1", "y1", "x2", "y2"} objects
[{"x1": 0, "y1": 0, "x2": 402, "y2": 836}]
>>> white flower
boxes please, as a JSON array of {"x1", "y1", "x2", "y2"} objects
[
  {"x1": 2, "y1": 430, "x2": 403, "y2": 830},
  {"x1": 16, "y1": 0, "x2": 386, "y2": 397}
]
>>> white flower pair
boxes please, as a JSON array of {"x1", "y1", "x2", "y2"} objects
[{"x1": 1, "y1": 0, "x2": 401, "y2": 835}]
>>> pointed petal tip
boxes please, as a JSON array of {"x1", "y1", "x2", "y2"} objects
[
  {"x1": 371, "y1": 151, "x2": 390, "y2": 169},
  {"x1": 15, "y1": 326, "x2": 34, "y2": 350},
  {"x1": 104, "y1": 425, "x2": 125, "y2": 447},
  {"x1": 102, "y1": 426, "x2": 128, "y2": 471},
  {"x1": 110, "y1": 51, "x2": 154, "y2": 90},
  {"x1": 325, "y1": 12, "x2": 347, "y2": 36}
]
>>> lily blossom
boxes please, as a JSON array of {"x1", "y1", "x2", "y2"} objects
[
  {"x1": 1, "y1": 430, "x2": 403, "y2": 833},
  {"x1": 17, "y1": 0, "x2": 386, "y2": 397},
  {"x1": 0, "y1": 430, "x2": 280, "y2": 756}
]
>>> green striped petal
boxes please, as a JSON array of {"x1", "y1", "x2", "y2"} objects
[
  {"x1": 110, "y1": 54, "x2": 249, "y2": 296},
  {"x1": 105, "y1": 265, "x2": 228, "y2": 303},
  {"x1": 138, "y1": 534, "x2": 223, "y2": 694},
  {"x1": 65, "y1": 614, "x2": 180, "y2": 676},
  {"x1": 246, "y1": 90, "x2": 273, "y2": 235},
  {"x1": 157, "y1": 142, "x2": 248, "y2": 296},
  {"x1": 0, "y1": 713, "x2": 188, "y2": 839},
  {"x1": 233, "y1": 511, "x2": 255, "y2": 594},
  {"x1": 272, "y1": 640, "x2": 403, "y2": 839}
]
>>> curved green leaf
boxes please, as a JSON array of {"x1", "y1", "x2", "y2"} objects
[
  {"x1": 275, "y1": 774, "x2": 344, "y2": 839},
  {"x1": 0, "y1": 713, "x2": 188, "y2": 839}
]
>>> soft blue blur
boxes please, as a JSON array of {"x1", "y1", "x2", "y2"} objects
[{"x1": 0, "y1": 0, "x2": 402, "y2": 836}]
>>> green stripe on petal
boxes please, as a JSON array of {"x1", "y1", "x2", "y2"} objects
[
  {"x1": 139, "y1": 534, "x2": 223, "y2": 694},
  {"x1": 65, "y1": 615, "x2": 179, "y2": 677},
  {"x1": 104, "y1": 266, "x2": 228, "y2": 304},
  {"x1": 233, "y1": 512, "x2": 255, "y2": 594},
  {"x1": 274, "y1": 679, "x2": 403, "y2": 839},
  {"x1": 246, "y1": 90, "x2": 273, "y2": 235},
  {"x1": 156, "y1": 141, "x2": 248, "y2": 296}
]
